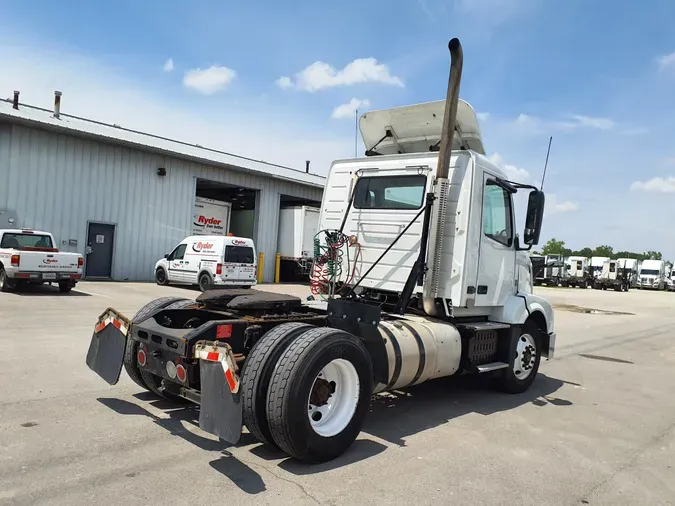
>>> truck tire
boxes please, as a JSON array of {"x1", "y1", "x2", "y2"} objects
[
  {"x1": 0, "y1": 267, "x2": 17, "y2": 293},
  {"x1": 124, "y1": 296, "x2": 191, "y2": 391},
  {"x1": 155, "y1": 267, "x2": 169, "y2": 286},
  {"x1": 494, "y1": 321, "x2": 542, "y2": 394},
  {"x1": 266, "y1": 327, "x2": 373, "y2": 463},
  {"x1": 241, "y1": 322, "x2": 315, "y2": 447}
]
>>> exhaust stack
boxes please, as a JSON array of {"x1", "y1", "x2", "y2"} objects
[
  {"x1": 53, "y1": 91, "x2": 62, "y2": 118},
  {"x1": 13, "y1": 91, "x2": 19, "y2": 110},
  {"x1": 423, "y1": 38, "x2": 464, "y2": 316}
]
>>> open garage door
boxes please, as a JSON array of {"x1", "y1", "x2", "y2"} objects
[
  {"x1": 195, "y1": 179, "x2": 258, "y2": 240},
  {"x1": 276, "y1": 194, "x2": 322, "y2": 283}
]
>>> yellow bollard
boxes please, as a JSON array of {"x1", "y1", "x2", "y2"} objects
[
  {"x1": 275, "y1": 254, "x2": 281, "y2": 284},
  {"x1": 257, "y1": 252, "x2": 264, "y2": 284}
]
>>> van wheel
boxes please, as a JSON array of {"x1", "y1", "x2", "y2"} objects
[
  {"x1": 494, "y1": 322, "x2": 542, "y2": 394},
  {"x1": 241, "y1": 322, "x2": 315, "y2": 447},
  {"x1": 155, "y1": 268, "x2": 169, "y2": 286},
  {"x1": 124, "y1": 297, "x2": 191, "y2": 391},
  {"x1": 198, "y1": 272, "x2": 213, "y2": 292},
  {"x1": 266, "y1": 327, "x2": 373, "y2": 463}
]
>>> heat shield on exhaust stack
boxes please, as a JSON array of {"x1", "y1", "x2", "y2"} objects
[{"x1": 423, "y1": 38, "x2": 464, "y2": 316}]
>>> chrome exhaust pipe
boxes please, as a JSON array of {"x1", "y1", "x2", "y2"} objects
[{"x1": 423, "y1": 38, "x2": 464, "y2": 316}]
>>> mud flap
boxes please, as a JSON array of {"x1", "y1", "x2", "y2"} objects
[
  {"x1": 199, "y1": 359, "x2": 242, "y2": 444},
  {"x1": 85, "y1": 308, "x2": 130, "y2": 386}
]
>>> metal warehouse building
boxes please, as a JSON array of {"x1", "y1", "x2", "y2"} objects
[{"x1": 0, "y1": 93, "x2": 324, "y2": 283}]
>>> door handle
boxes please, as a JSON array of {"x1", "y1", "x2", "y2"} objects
[
  {"x1": 85, "y1": 246, "x2": 93, "y2": 255},
  {"x1": 477, "y1": 285, "x2": 488, "y2": 294}
]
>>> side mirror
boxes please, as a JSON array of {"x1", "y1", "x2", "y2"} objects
[
  {"x1": 523, "y1": 190, "x2": 545, "y2": 245},
  {"x1": 164, "y1": 254, "x2": 169, "y2": 259}
]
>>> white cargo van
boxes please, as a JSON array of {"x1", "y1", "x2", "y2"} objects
[{"x1": 154, "y1": 235, "x2": 257, "y2": 291}]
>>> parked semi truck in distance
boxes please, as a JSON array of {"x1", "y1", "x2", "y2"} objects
[
  {"x1": 638, "y1": 259, "x2": 666, "y2": 290},
  {"x1": 563, "y1": 256, "x2": 590, "y2": 288},
  {"x1": 85, "y1": 38, "x2": 555, "y2": 464},
  {"x1": 593, "y1": 259, "x2": 630, "y2": 291},
  {"x1": 617, "y1": 258, "x2": 639, "y2": 288},
  {"x1": 589, "y1": 256, "x2": 610, "y2": 280}
]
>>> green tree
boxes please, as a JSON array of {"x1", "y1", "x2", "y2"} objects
[
  {"x1": 542, "y1": 238, "x2": 571, "y2": 256},
  {"x1": 572, "y1": 247, "x2": 593, "y2": 257},
  {"x1": 645, "y1": 251, "x2": 662, "y2": 260},
  {"x1": 593, "y1": 245, "x2": 614, "y2": 257}
]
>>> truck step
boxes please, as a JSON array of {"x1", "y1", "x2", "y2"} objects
[
  {"x1": 476, "y1": 362, "x2": 509, "y2": 373},
  {"x1": 457, "y1": 321, "x2": 511, "y2": 332}
]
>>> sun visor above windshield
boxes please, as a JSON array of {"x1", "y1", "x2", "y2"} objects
[{"x1": 359, "y1": 99, "x2": 485, "y2": 156}]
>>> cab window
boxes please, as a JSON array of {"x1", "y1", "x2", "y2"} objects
[
  {"x1": 483, "y1": 181, "x2": 513, "y2": 246},
  {"x1": 168, "y1": 244, "x2": 186, "y2": 261},
  {"x1": 353, "y1": 175, "x2": 427, "y2": 210}
]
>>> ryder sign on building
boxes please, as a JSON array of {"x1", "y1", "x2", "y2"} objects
[{"x1": 192, "y1": 197, "x2": 231, "y2": 236}]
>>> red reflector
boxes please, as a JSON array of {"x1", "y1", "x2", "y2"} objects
[
  {"x1": 10, "y1": 254, "x2": 20, "y2": 266},
  {"x1": 224, "y1": 368, "x2": 236, "y2": 392},
  {"x1": 78, "y1": 257, "x2": 84, "y2": 267},
  {"x1": 216, "y1": 263, "x2": 222, "y2": 275},
  {"x1": 70, "y1": 274, "x2": 82, "y2": 279},
  {"x1": 94, "y1": 321, "x2": 106, "y2": 333},
  {"x1": 137, "y1": 349, "x2": 147, "y2": 366},
  {"x1": 176, "y1": 364, "x2": 187, "y2": 382},
  {"x1": 15, "y1": 273, "x2": 30, "y2": 278},
  {"x1": 206, "y1": 351, "x2": 221, "y2": 361},
  {"x1": 216, "y1": 324, "x2": 232, "y2": 339}
]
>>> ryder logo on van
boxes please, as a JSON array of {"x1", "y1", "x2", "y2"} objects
[
  {"x1": 192, "y1": 241, "x2": 214, "y2": 253},
  {"x1": 231, "y1": 239, "x2": 247, "y2": 246},
  {"x1": 193, "y1": 215, "x2": 222, "y2": 227},
  {"x1": 42, "y1": 258, "x2": 58, "y2": 264}
]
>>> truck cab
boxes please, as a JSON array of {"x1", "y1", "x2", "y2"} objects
[{"x1": 638, "y1": 259, "x2": 665, "y2": 290}]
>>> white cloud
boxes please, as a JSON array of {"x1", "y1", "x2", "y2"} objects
[
  {"x1": 331, "y1": 98, "x2": 370, "y2": 119},
  {"x1": 545, "y1": 194, "x2": 580, "y2": 216},
  {"x1": 276, "y1": 76, "x2": 293, "y2": 89},
  {"x1": 656, "y1": 52, "x2": 675, "y2": 71},
  {"x1": 163, "y1": 58, "x2": 174, "y2": 72},
  {"x1": 183, "y1": 65, "x2": 237, "y2": 94},
  {"x1": 0, "y1": 41, "x2": 351, "y2": 173},
  {"x1": 488, "y1": 152, "x2": 530, "y2": 181},
  {"x1": 566, "y1": 114, "x2": 615, "y2": 130},
  {"x1": 280, "y1": 58, "x2": 403, "y2": 92},
  {"x1": 630, "y1": 176, "x2": 675, "y2": 194},
  {"x1": 476, "y1": 112, "x2": 490, "y2": 121}
]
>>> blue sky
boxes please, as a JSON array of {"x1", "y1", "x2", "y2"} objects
[{"x1": 2, "y1": 0, "x2": 675, "y2": 258}]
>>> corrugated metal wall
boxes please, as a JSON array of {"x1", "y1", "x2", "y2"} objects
[{"x1": 0, "y1": 123, "x2": 323, "y2": 283}]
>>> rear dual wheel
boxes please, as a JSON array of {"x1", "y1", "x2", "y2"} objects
[{"x1": 243, "y1": 325, "x2": 373, "y2": 463}]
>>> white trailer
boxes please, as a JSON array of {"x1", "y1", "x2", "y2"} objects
[
  {"x1": 192, "y1": 197, "x2": 231, "y2": 236},
  {"x1": 638, "y1": 259, "x2": 666, "y2": 290},
  {"x1": 276, "y1": 206, "x2": 320, "y2": 280},
  {"x1": 86, "y1": 37, "x2": 556, "y2": 465}
]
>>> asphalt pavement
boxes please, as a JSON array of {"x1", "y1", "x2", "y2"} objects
[{"x1": 1, "y1": 282, "x2": 674, "y2": 505}]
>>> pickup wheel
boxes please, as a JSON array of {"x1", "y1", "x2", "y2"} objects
[
  {"x1": 0, "y1": 267, "x2": 17, "y2": 293},
  {"x1": 58, "y1": 281, "x2": 73, "y2": 293},
  {"x1": 266, "y1": 327, "x2": 373, "y2": 463},
  {"x1": 241, "y1": 322, "x2": 315, "y2": 447},
  {"x1": 155, "y1": 268, "x2": 169, "y2": 286},
  {"x1": 495, "y1": 322, "x2": 542, "y2": 394},
  {"x1": 124, "y1": 297, "x2": 191, "y2": 391}
]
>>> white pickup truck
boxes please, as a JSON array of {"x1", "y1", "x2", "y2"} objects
[{"x1": 0, "y1": 229, "x2": 83, "y2": 293}]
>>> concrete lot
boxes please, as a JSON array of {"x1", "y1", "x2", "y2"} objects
[{"x1": 1, "y1": 282, "x2": 674, "y2": 505}]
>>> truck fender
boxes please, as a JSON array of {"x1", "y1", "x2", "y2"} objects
[{"x1": 490, "y1": 294, "x2": 555, "y2": 357}]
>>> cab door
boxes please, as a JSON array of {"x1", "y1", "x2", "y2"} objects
[
  {"x1": 475, "y1": 173, "x2": 516, "y2": 307},
  {"x1": 166, "y1": 243, "x2": 188, "y2": 282}
]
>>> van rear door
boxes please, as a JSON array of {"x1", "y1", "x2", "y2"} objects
[{"x1": 223, "y1": 244, "x2": 256, "y2": 282}]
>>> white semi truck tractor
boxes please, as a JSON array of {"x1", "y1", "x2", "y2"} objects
[{"x1": 86, "y1": 38, "x2": 555, "y2": 464}]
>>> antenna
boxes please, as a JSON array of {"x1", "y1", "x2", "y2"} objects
[
  {"x1": 540, "y1": 136, "x2": 552, "y2": 191},
  {"x1": 354, "y1": 108, "x2": 359, "y2": 157}
]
